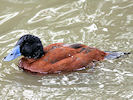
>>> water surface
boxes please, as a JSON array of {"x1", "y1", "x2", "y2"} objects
[{"x1": 0, "y1": 0, "x2": 133, "y2": 99}]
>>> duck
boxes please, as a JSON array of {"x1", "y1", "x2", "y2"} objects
[{"x1": 4, "y1": 34, "x2": 129, "y2": 74}]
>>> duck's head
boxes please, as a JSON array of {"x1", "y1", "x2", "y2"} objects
[{"x1": 4, "y1": 34, "x2": 44, "y2": 61}]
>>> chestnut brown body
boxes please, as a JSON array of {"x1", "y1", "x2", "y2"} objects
[{"x1": 19, "y1": 43, "x2": 107, "y2": 74}]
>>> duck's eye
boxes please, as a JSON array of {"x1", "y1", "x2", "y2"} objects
[{"x1": 25, "y1": 42, "x2": 29, "y2": 45}]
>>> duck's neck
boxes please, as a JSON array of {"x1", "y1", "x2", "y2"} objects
[{"x1": 25, "y1": 58, "x2": 37, "y2": 63}]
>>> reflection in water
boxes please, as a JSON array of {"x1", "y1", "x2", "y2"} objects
[{"x1": 0, "y1": 0, "x2": 133, "y2": 99}]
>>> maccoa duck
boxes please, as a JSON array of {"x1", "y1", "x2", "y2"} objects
[{"x1": 4, "y1": 34, "x2": 129, "y2": 74}]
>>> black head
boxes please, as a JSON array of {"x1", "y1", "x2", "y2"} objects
[
  {"x1": 17, "y1": 34, "x2": 44, "y2": 59},
  {"x1": 4, "y1": 34, "x2": 44, "y2": 61}
]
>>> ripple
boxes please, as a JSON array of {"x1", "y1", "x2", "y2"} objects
[
  {"x1": 28, "y1": 8, "x2": 58, "y2": 24},
  {"x1": 5, "y1": 0, "x2": 38, "y2": 4},
  {"x1": 27, "y1": 0, "x2": 86, "y2": 24},
  {"x1": 0, "y1": 12, "x2": 19, "y2": 25}
]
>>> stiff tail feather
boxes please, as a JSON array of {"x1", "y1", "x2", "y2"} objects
[{"x1": 104, "y1": 51, "x2": 130, "y2": 60}]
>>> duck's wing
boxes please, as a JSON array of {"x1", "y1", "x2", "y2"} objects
[{"x1": 42, "y1": 43, "x2": 88, "y2": 64}]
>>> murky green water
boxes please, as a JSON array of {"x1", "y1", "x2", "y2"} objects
[{"x1": 0, "y1": 0, "x2": 133, "y2": 99}]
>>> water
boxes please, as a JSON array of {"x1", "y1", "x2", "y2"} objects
[{"x1": 0, "y1": 0, "x2": 133, "y2": 99}]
